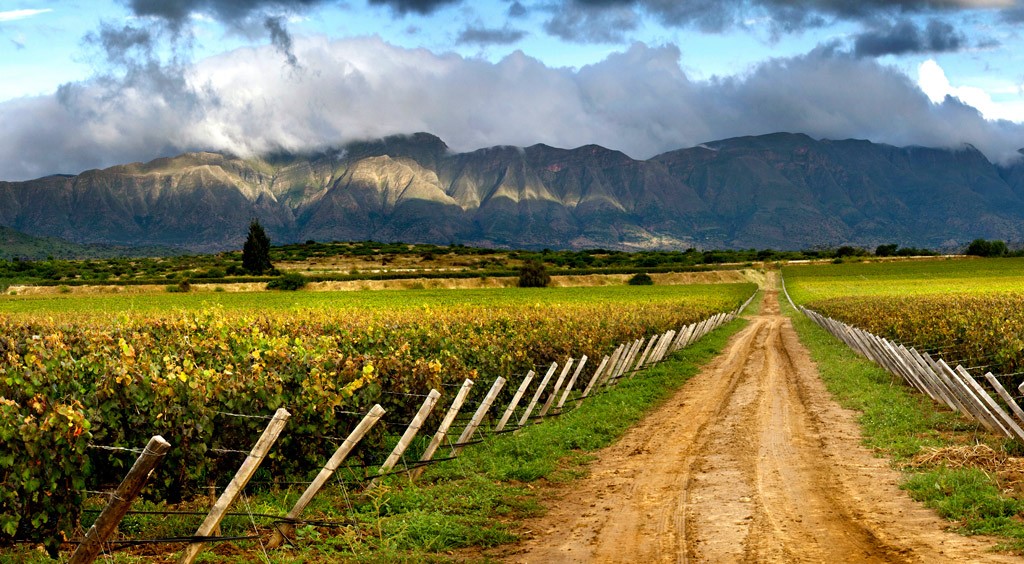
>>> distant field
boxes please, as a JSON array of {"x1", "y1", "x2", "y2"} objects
[
  {"x1": 782, "y1": 257, "x2": 1024, "y2": 303},
  {"x1": 784, "y1": 257, "x2": 1024, "y2": 379},
  {"x1": 0, "y1": 282, "x2": 748, "y2": 317}
]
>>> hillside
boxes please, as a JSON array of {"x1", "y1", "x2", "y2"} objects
[{"x1": 1, "y1": 133, "x2": 1023, "y2": 252}]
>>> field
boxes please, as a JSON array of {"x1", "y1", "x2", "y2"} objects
[
  {"x1": 784, "y1": 258, "x2": 1024, "y2": 378},
  {"x1": 0, "y1": 281, "x2": 754, "y2": 557}
]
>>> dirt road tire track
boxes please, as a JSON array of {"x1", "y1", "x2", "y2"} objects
[{"x1": 505, "y1": 290, "x2": 1018, "y2": 563}]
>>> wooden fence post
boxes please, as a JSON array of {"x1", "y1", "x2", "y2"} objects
[
  {"x1": 578, "y1": 355, "x2": 608, "y2": 406},
  {"x1": 410, "y1": 380, "x2": 475, "y2": 480},
  {"x1": 634, "y1": 337, "x2": 658, "y2": 371},
  {"x1": 556, "y1": 355, "x2": 588, "y2": 411},
  {"x1": 519, "y1": 362, "x2": 559, "y2": 427},
  {"x1": 495, "y1": 371, "x2": 534, "y2": 432},
  {"x1": 267, "y1": 405, "x2": 385, "y2": 549},
  {"x1": 598, "y1": 346, "x2": 624, "y2": 387},
  {"x1": 453, "y1": 377, "x2": 506, "y2": 454},
  {"x1": 70, "y1": 436, "x2": 171, "y2": 564},
  {"x1": 539, "y1": 359, "x2": 574, "y2": 417},
  {"x1": 371, "y1": 389, "x2": 441, "y2": 486},
  {"x1": 983, "y1": 372, "x2": 1024, "y2": 425},
  {"x1": 179, "y1": 408, "x2": 291, "y2": 564}
]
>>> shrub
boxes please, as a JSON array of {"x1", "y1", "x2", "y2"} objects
[
  {"x1": 518, "y1": 260, "x2": 550, "y2": 288},
  {"x1": 628, "y1": 273, "x2": 654, "y2": 285},
  {"x1": 267, "y1": 272, "x2": 308, "y2": 291},
  {"x1": 166, "y1": 279, "x2": 191, "y2": 293}
]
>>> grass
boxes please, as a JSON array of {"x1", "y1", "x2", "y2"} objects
[
  {"x1": 1, "y1": 303, "x2": 753, "y2": 563},
  {"x1": 783, "y1": 256, "x2": 1024, "y2": 303},
  {"x1": 783, "y1": 291, "x2": 1024, "y2": 551}
]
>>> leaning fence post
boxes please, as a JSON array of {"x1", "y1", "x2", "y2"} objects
[
  {"x1": 453, "y1": 377, "x2": 506, "y2": 455},
  {"x1": 410, "y1": 380, "x2": 475, "y2": 480},
  {"x1": 519, "y1": 362, "x2": 559, "y2": 426},
  {"x1": 179, "y1": 408, "x2": 291, "y2": 564},
  {"x1": 539, "y1": 359, "x2": 574, "y2": 417},
  {"x1": 267, "y1": 405, "x2": 385, "y2": 549},
  {"x1": 70, "y1": 436, "x2": 171, "y2": 564},
  {"x1": 495, "y1": 371, "x2": 534, "y2": 432},
  {"x1": 370, "y1": 389, "x2": 442, "y2": 487},
  {"x1": 984, "y1": 372, "x2": 1024, "y2": 425},
  {"x1": 556, "y1": 355, "x2": 588, "y2": 411},
  {"x1": 578, "y1": 355, "x2": 608, "y2": 407}
]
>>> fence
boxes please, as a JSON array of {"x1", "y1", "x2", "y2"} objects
[
  {"x1": 68, "y1": 291, "x2": 756, "y2": 563},
  {"x1": 782, "y1": 278, "x2": 1024, "y2": 443}
]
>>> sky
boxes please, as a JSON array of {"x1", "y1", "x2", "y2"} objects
[{"x1": 0, "y1": 0, "x2": 1022, "y2": 181}]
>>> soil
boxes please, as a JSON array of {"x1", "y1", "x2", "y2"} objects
[{"x1": 500, "y1": 289, "x2": 1019, "y2": 563}]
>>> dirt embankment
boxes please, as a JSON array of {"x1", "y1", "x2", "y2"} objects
[{"x1": 504, "y1": 291, "x2": 1018, "y2": 563}]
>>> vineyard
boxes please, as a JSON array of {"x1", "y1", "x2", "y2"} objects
[
  {"x1": 784, "y1": 258, "x2": 1024, "y2": 383},
  {"x1": 0, "y1": 283, "x2": 754, "y2": 558}
]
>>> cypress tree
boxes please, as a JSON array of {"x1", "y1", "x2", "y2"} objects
[{"x1": 242, "y1": 219, "x2": 273, "y2": 274}]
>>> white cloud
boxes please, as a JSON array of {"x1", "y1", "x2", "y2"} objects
[
  {"x1": 918, "y1": 59, "x2": 1024, "y2": 123},
  {"x1": 0, "y1": 9, "x2": 52, "y2": 22},
  {"x1": 1, "y1": 38, "x2": 1023, "y2": 181}
]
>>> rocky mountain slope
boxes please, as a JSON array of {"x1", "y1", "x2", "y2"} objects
[{"x1": 2, "y1": 132, "x2": 1022, "y2": 252}]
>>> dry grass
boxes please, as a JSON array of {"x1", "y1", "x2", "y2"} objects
[
  {"x1": 909, "y1": 444, "x2": 1024, "y2": 493},
  {"x1": 6, "y1": 270, "x2": 750, "y2": 296}
]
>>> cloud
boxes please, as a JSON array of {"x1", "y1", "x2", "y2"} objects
[
  {"x1": 544, "y1": 0, "x2": 1015, "y2": 41},
  {"x1": 365, "y1": 0, "x2": 462, "y2": 15},
  {"x1": 918, "y1": 58, "x2": 1024, "y2": 122},
  {"x1": 0, "y1": 8, "x2": 52, "y2": 22},
  {"x1": 508, "y1": 1, "x2": 528, "y2": 18},
  {"x1": 852, "y1": 18, "x2": 966, "y2": 57},
  {"x1": 457, "y1": 24, "x2": 527, "y2": 45},
  {"x1": 264, "y1": 15, "x2": 300, "y2": 67},
  {"x1": 544, "y1": 3, "x2": 640, "y2": 43},
  {"x1": 2, "y1": 37, "x2": 1022, "y2": 182}
]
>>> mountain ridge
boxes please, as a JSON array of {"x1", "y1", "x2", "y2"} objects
[{"x1": 2, "y1": 132, "x2": 1023, "y2": 252}]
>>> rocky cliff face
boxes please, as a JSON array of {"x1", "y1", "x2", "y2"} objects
[{"x1": 2, "y1": 132, "x2": 1023, "y2": 252}]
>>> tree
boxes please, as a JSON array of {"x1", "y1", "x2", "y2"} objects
[
  {"x1": 242, "y1": 219, "x2": 273, "y2": 274},
  {"x1": 518, "y1": 259, "x2": 550, "y2": 288},
  {"x1": 628, "y1": 272, "x2": 654, "y2": 285},
  {"x1": 966, "y1": 238, "x2": 1007, "y2": 257},
  {"x1": 875, "y1": 244, "x2": 898, "y2": 257}
]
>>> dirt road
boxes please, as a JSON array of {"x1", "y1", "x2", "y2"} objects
[{"x1": 506, "y1": 290, "x2": 1017, "y2": 563}]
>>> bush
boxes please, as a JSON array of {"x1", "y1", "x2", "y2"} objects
[
  {"x1": 166, "y1": 279, "x2": 191, "y2": 293},
  {"x1": 267, "y1": 272, "x2": 308, "y2": 291},
  {"x1": 518, "y1": 260, "x2": 550, "y2": 288},
  {"x1": 628, "y1": 273, "x2": 654, "y2": 285}
]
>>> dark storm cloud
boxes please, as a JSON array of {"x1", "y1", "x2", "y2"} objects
[
  {"x1": 366, "y1": 0, "x2": 462, "y2": 15},
  {"x1": 547, "y1": 0, "x2": 1015, "y2": 41},
  {"x1": 264, "y1": 16, "x2": 300, "y2": 67},
  {"x1": 853, "y1": 18, "x2": 965, "y2": 57},
  {"x1": 544, "y1": 3, "x2": 639, "y2": 43},
  {"x1": 457, "y1": 25, "x2": 527, "y2": 45},
  {"x1": 508, "y1": 1, "x2": 528, "y2": 17},
  {"x1": 124, "y1": 0, "x2": 335, "y2": 29}
]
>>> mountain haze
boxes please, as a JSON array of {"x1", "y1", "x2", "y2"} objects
[{"x1": 2, "y1": 132, "x2": 1023, "y2": 252}]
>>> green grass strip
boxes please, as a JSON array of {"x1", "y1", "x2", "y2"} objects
[{"x1": 784, "y1": 297, "x2": 1024, "y2": 551}]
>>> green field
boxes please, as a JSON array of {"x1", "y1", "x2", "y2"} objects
[
  {"x1": 783, "y1": 257, "x2": 1024, "y2": 304},
  {"x1": 0, "y1": 283, "x2": 749, "y2": 316}
]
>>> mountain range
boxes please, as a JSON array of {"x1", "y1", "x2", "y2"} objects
[{"x1": 2, "y1": 132, "x2": 1023, "y2": 253}]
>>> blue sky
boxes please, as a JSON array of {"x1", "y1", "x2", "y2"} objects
[{"x1": 0, "y1": 0, "x2": 1022, "y2": 180}]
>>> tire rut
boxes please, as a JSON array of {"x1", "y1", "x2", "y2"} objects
[{"x1": 505, "y1": 290, "x2": 1019, "y2": 563}]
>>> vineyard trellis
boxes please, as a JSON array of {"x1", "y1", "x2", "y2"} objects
[
  {"x1": 53, "y1": 290, "x2": 757, "y2": 563},
  {"x1": 782, "y1": 277, "x2": 1024, "y2": 443}
]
